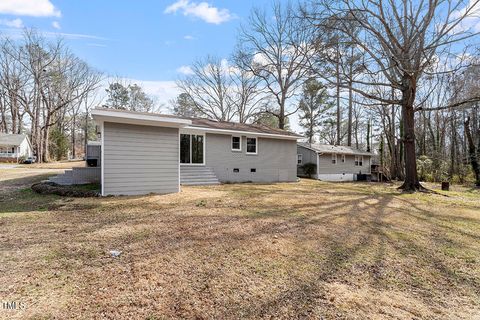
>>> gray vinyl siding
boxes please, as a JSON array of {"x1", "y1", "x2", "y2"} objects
[
  {"x1": 317, "y1": 153, "x2": 371, "y2": 174},
  {"x1": 296, "y1": 146, "x2": 317, "y2": 176},
  {"x1": 103, "y1": 122, "x2": 179, "y2": 196},
  {"x1": 204, "y1": 133, "x2": 297, "y2": 183},
  {"x1": 297, "y1": 145, "x2": 371, "y2": 177}
]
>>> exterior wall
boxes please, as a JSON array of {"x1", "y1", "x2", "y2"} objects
[
  {"x1": 318, "y1": 153, "x2": 371, "y2": 175},
  {"x1": 318, "y1": 173, "x2": 355, "y2": 181},
  {"x1": 0, "y1": 139, "x2": 31, "y2": 160},
  {"x1": 19, "y1": 138, "x2": 32, "y2": 158},
  {"x1": 103, "y1": 122, "x2": 179, "y2": 196},
  {"x1": 204, "y1": 133, "x2": 297, "y2": 183},
  {"x1": 296, "y1": 146, "x2": 318, "y2": 177}
]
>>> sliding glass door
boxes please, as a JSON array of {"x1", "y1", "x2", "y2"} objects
[{"x1": 180, "y1": 133, "x2": 204, "y2": 164}]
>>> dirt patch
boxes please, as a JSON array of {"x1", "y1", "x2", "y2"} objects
[
  {"x1": 1, "y1": 178, "x2": 479, "y2": 319},
  {"x1": 31, "y1": 182, "x2": 100, "y2": 197}
]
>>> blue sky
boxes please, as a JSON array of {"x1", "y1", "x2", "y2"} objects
[
  {"x1": 0, "y1": 0, "x2": 271, "y2": 91},
  {"x1": 0, "y1": 0, "x2": 307, "y2": 131}
]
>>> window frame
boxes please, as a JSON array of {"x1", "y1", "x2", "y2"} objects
[
  {"x1": 180, "y1": 132, "x2": 205, "y2": 166},
  {"x1": 331, "y1": 153, "x2": 337, "y2": 165},
  {"x1": 246, "y1": 137, "x2": 258, "y2": 155},
  {"x1": 297, "y1": 154, "x2": 303, "y2": 165},
  {"x1": 231, "y1": 136, "x2": 241, "y2": 152}
]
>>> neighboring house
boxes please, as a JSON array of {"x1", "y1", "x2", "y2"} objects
[
  {"x1": 297, "y1": 142, "x2": 372, "y2": 181},
  {"x1": 0, "y1": 133, "x2": 33, "y2": 162},
  {"x1": 91, "y1": 108, "x2": 302, "y2": 196}
]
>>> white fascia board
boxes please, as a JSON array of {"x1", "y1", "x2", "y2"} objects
[
  {"x1": 183, "y1": 126, "x2": 301, "y2": 140},
  {"x1": 91, "y1": 109, "x2": 191, "y2": 128}
]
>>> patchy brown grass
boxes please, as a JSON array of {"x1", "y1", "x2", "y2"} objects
[
  {"x1": 0, "y1": 171, "x2": 479, "y2": 319},
  {"x1": 17, "y1": 160, "x2": 85, "y2": 169}
]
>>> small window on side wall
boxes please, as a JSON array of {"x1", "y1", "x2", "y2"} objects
[
  {"x1": 341, "y1": 154, "x2": 346, "y2": 163},
  {"x1": 297, "y1": 154, "x2": 303, "y2": 165},
  {"x1": 232, "y1": 136, "x2": 241, "y2": 151},
  {"x1": 246, "y1": 137, "x2": 257, "y2": 154},
  {"x1": 332, "y1": 153, "x2": 337, "y2": 165},
  {"x1": 355, "y1": 155, "x2": 363, "y2": 166}
]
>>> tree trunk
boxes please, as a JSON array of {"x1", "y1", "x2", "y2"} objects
[
  {"x1": 465, "y1": 116, "x2": 480, "y2": 187},
  {"x1": 366, "y1": 119, "x2": 371, "y2": 152},
  {"x1": 72, "y1": 113, "x2": 76, "y2": 159},
  {"x1": 278, "y1": 94, "x2": 286, "y2": 129},
  {"x1": 399, "y1": 80, "x2": 422, "y2": 191},
  {"x1": 336, "y1": 67, "x2": 341, "y2": 145},
  {"x1": 347, "y1": 83, "x2": 352, "y2": 146}
]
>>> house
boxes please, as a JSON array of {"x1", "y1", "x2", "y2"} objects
[
  {"x1": 0, "y1": 133, "x2": 33, "y2": 162},
  {"x1": 297, "y1": 142, "x2": 373, "y2": 181},
  {"x1": 91, "y1": 108, "x2": 302, "y2": 196}
]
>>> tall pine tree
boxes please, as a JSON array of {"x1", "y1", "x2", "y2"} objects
[{"x1": 297, "y1": 79, "x2": 334, "y2": 143}]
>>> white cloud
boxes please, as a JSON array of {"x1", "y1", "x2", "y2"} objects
[
  {"x1": 184, "y1": 35, "x2": 195, "y2": 40},
  {"x1": 0, "y1": 18, "x2": 23, "y2": 28},
  {"x1": 164, "y1": 0, "x2": 233, "y2": 24},
  {"x1": 101, "y1": 78, "x2": 180, "y2": 108},
  {"x1": 87, "y1": 43, "x2": 107, "y2": 48},
  {"x1": 52, "y1": 21, "x2": 61, "y2": 30},
  {"x1": 0, "y1": 0, "x2": 61, "y2": 17},
  {"x1": 449, "y1": 0, "x2": 480, "y2": 34},
  {"x1": 177, "y1": 65, "x2": 194, "y2": 75}
]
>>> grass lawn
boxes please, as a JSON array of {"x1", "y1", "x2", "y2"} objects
[{"x1": 1, "y1": 169, "x2": 479, "y2": 319}]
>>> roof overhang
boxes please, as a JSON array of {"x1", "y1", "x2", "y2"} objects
[
  {"x1": 91, "y1": 109, "x2": 191, "y2": 128},
  {"x1": 297, "y1": 144, "x2": 372, "y2": 156},
  {"x1": 184, "y1": 125, "x2": 302, "y2": 140}
]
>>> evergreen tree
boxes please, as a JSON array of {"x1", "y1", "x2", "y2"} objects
[
  {"x1": 297, "y1": 79, "x2": 334, "y2": 143},
  {"x1": 171, "y1": 93, "x2": 199, "y2": 118}
]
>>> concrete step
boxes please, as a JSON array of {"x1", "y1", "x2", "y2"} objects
[
  {"x1": 180, "y1": 173, "x2": 218, "y2": 178},
  {"x1": 180, "y1": 166, "x2": 220, "y2": 186},
  {"x1": 181, "y1": 179, "x2": 220, "y2": 184},
  {"x1": 181, "y1": 181, "x2": 220, "y2": 186}
]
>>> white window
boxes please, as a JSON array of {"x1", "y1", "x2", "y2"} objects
[
  {"x1": 332, "y1": 153, "x2": 337, "y2": 164},
  {"x1": 297, "y1": 154, "x2": 303, "y2": 165},
  {"x1": 355, "y1": 156, "x2": 363, "y2": 166},
  {"x1": 246, "y1": 137, "x2": 257, "y2": 154},
  {"x1": 341, "y1": 154, "x2": 346, "y2": 163},
  {"x1": 231, "y1": 136, "x2": 241, "y2": 151}
]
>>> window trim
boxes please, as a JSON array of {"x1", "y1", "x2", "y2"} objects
[
  {"x1": 231, "y1": 135, "x2": 242, "y2": 151},
  {"x1": 297, "y1": 154, "x2": 303, "y2": 165},
  {"x1": 180, "y1": 132, "x2": 206, "y2": 166},
  {"x1": 332, "y1": 153, "x2": 337, "y2": 165},
  {"x1": 355, "y1": 155, "x2": 363, "y2": 166},
  {"x1": 246, "y1": 137, "x2": 258, "y2": 155}
]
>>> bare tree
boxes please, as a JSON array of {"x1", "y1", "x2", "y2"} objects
[
  {"x1": 235, "y1": 1, "x2": 315, "y2": 129},
  {"x1": 229, "y1": 66, "x2": 268, "y2": 123},
  {"x1": 305, "y1": 0, "x2": 480, "y2": 191},
  {"x1": 177, "y1": 56, "x2": 234, "y2": 121}
]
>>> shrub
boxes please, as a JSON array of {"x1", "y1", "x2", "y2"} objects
[{"x1": 302, "y1": 162, "x2": 317, "y2": 178}]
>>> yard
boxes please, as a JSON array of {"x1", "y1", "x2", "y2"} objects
[{"x1": 1, "y1": 167, "x2": 479, "y2": 319}]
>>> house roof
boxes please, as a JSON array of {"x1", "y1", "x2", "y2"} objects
[
  {"x1": 92, "y1": 107, "x2": 302, "y2": 139},
  {"x1": 188, "y1": 118, "x2": 301, "y2": 137},
  {"x1": 0, "y1": 133, "x2": 28, "y2": 146},
  {"x1": 298, "y1": 142, "x2": 372, "y2": 156}
]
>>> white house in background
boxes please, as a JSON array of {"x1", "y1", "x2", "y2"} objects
[
  {"x1": 297, "y1": 142, "x2": 373, "y2": 181},
  {"x1": 0, "y1": 133, "x2": 33, "y2": 162}
]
